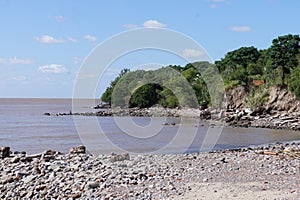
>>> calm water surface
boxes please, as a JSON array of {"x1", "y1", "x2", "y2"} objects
[{"x1": 1, "y1": 98, "x2": 300, "y2": 154}]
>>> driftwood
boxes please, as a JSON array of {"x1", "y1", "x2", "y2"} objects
[
  {"x1": 22, "y1": 150, "x2": 58, "y2": 162},
  {"x1": 263, "y1": 151, "x2": 278, "y2": 156}
]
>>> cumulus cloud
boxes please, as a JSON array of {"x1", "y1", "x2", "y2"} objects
[
  {"x1": 229, "y1": 26, "x2": 252, "y2": 32},
  {"x1": 0, "y1": 57, "x2": 33, "y2": 65},
  {"x1": 182, "y1": 49, "x2": 205, "y2": 58},
  {"x1": 12, "y1": 76, "x2": 27, "y2": 81},
  {"x1": 38, "y1": 64, "x2": 68, "y2": 74},
  {"x1": 67, "y1": 37, "x2": 78, "y2": 43},
  {"x1": 0, "y1": 58, "x2": 5, "y2": 64},
  {"x1": 54, "y1": 15, "x2": 64, "y2": 22},
  {"x1": 84, "y1": 34, "x2": 97, "y2": 42},
  {"x1": 122, "y1": 24, "x2": 138, "y2": 29},
  {"x1": 35, "y1": 35, "x2": 64, "y2": 44},
  {"x1": 143, "y1": 20, "x2": 166, "y2": 28},
  {"x1": 9, "y1": 57, "x2": 33, "y2": 65},
  {"x1": 72, "y1": 57, "x2": 81, "y2": 65}
]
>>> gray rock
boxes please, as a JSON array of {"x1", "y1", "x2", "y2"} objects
[
  {"x1": 22, "y1": 175, "x2": 37, "y2": 184},
  {"x1": 0, "y1": 147, "x2": 10, "y2": 158},
  {"x1": 110, "y1": 153, "x2": 130, "y2": 162},
  {"x1": 86, "y1": 181, "x2": 99, "y2": 189},
  {"x1": 69, "y1": 146, "x2": 86, "y2": 154}
]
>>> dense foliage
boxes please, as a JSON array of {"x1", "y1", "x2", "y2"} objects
[{"x1": 101, "y1": 34, "x2": 300, "y2": 108}]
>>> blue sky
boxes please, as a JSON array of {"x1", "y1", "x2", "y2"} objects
[{"x1": 0, "y1": 0, "x2": 299, "y2": 98}]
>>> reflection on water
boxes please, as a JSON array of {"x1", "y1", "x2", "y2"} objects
[{"x1": 0, "y1": 98, "x2": 300, "y2": 154}]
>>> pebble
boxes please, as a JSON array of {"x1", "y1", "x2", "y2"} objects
[
  {"x1": 0, "y1": 143, "x2": 299, "y2": 199},
  {"x1": 87, "y1": 181, "x2": 99, "y2": 189}
]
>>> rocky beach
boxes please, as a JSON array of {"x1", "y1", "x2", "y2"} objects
[{"x1": 1, "y1": 142, "x2": 300, "y2": 200}]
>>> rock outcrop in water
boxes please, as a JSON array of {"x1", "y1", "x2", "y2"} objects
[{"x1": 47, "y1": 85, "x2": 300, "y2": 131}]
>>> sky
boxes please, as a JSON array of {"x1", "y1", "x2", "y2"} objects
[{"x1": 0, "y1": 0, "x2": 299, "y2": 98}]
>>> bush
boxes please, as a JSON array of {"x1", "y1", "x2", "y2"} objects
[{"x1": 246, "y1": 89, "x2": 269, "y2": 109}]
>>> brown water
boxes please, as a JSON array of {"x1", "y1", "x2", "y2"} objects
[{"x1": 1, "y1": 98, "x2": 300, "y2": 154}]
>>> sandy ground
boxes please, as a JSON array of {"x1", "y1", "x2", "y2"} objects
[{"x1": 175, "y1": 182, "x2": 298, "y2": 200}]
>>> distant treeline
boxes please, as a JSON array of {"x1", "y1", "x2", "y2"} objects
[{"x1": 101, "y1": 34, "x2": 300, "y2": 108}]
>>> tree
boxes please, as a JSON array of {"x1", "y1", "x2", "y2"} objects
[
  {"x1": 101, "y1": 68, "x2": 130, "y2": 104},
  {"x1": 270, "y1": 34, "x2": 300, "y2": 85},
  {"x1": 129, "y1": 84, "x2": 162, "y2": 108},
  {"x1": 216, "y1": 46, "x2": 260, "y2": 84},
  {"x1": 289, "y1": 65, "x2": 300, "y2": 99},
  {"x1": 182, "y1": 67, "x2": 199, "y2": 83},
  {"x1": 158, "y1": 88, "x2": 178, "y2": 108}
]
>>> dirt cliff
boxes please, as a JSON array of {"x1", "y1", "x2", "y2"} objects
[{"x1": 226, "y1": 85, "x2": 300, "y2": 112}]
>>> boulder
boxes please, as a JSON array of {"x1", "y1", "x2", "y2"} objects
[
  {"x1": 0, "y1": 146, "x2": 10, "y2": 158},
  {"x1": 110, "y1": 153, "x2": 130, "y2": 162},
  {"x1": 69, "y1": 145, "x2": 86, "y2": 154},
  {"x1": 200, "y1": 110, "x2": 211, "y2": 120}
]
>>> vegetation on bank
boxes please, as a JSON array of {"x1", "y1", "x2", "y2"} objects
[{"x1": 101, "y1": 34, "x2": 300, "y2": 109}]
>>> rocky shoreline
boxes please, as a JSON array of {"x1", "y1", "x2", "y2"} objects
[
  {"x1": 47, "y1": 106, "x2": 300, "y2": 131},
  {"x1": 1, "y1": 142, "x2": 300, "y2": 199}
]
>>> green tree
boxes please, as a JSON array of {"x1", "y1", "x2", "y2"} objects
[
  {"x1": 216, "y1": 46, "x2": 260, "y2": 84},
  {"x1": 289, "y1": 65, "x2": 300, "y2": 99},
  {"x1": 129, "y1": 83, "x2": 162, "y2": 108},
  {"x1": 182, "y1": 67, "x2": 199, "y2": 83},
  {"x1": 101, "y1": 68, "x2": 130, "y2": 104},
  {"x1": 158, "y1": 88, "x2": 179, "y2": 108},
  {"x1": 270, "y1": 34, "x2": 300, "y2": 85}
]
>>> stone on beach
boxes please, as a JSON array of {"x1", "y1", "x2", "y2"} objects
[
  {"x1": 0, "y1": 146, "x2": 10, "y2": 158},
  {"x1": 69, "y1": 145, "x2": 86, "y2": 154},
  {"x1": 110, "y1": 152, "x2": 130, "y2": 162}
]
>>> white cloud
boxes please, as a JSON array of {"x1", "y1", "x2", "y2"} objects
[
  {"x1": 72, "y1": 57, "x2": 81, "y2": 65},
  {"x1": 182, "y1": 49, "x2": 205, "y2": 58},
  {"x1": 9, "y1": 57, "x2": 33, "y2": 65},
  {"x1": 84, "y1": 34, "x2": 97, "y2": 42},
  {"x1": 12, "y1": 76, "x2": 27, "y2": 81},
  {"x1": 54, "y1": 15, "x2": 65, "y2": 22},
  {"x1": 67, "y1": 37, "x2": 78, "y2": 43},
  {"x1": 0, "y1": 58, "x2": 5, "y2": 64},
  {"x1": 229, "y1": 26, "x2": 252, "y2": 32},
  {"x1": 38, "y1": 64, "x2": 68, "y2": 74},
  {"x1": 54, "y1": 15, "x2": 64, "y2": 22},
  {"x1": 0, "y1": 57, "x2": 33, "y2": 65},
  {"x1": 122, "y1": 24, "x2": 138, "y2": 29},
  {"x1": 49, "y1": 15, "x2": 65, "y2": 22},
  {"x1": 143, "y1": 20, "x2": 166, "y2": 28},
  {"x1": 35, "y1": 35, "x2": 64, "y2": 44}
]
